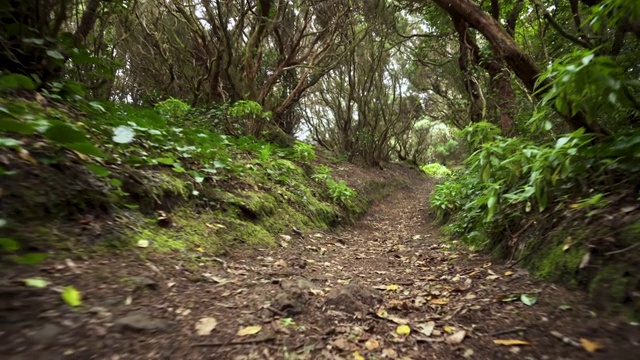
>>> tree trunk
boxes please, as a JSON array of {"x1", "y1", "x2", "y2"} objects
[
  {"x1": 430, "y1": 0, "x2": 599, "y2": 133},
  {"x1": 452, "y1": 18, "x2": 485, "y2": 123}
]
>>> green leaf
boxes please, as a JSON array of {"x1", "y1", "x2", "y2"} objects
[
  {"x1": 112, "y1": 125, "x2": 135, "y2": 144},
  {"x1": 88, "y1": 101, "x2": 106, "y2": 112},
  {"x1": 0, "y1": 119, "x2": 37, "y2": 134},
  {"x1": 555, "y1": 137, "x2": 570, "y2": 149},
  {"x1": 0, "y1": 73, "x2": 36, "y2": 90},
  {"x1": 64, "y1": 142, "x2": 105, "y2": 157},
  {"x1": 46, "y1": 50, "x2": 65, "y2": 60},
  {"x1": 23, "y1": 38, "x2": 45, "y2": 45},
  {"x1": 44, "y1": 121, "x2": 89, "y2": 144},
  {"x1": 155, "y1": 157, "x2": 175, "y2": 165},
  {"x1": 0, "y1": 237, "x2": 19, "y2": 251},
  {"x1": 15, "y1": 252, "x2": 47, "y2": 264},
  {"x1": 520, "y1": 294, "x2": 537, "y2": 306},
  {"x1": 24, "y1": 278, "x2": 49, "y2": 288},
  {"x1": 581, "y1": 54, "x2": 595, "y2": 65},
  {"x1": 481, "y1": 164, "x2": 491, "y2": 182},
  {"x1": 109, "y1": 178, "x2": 123, "y2": 187},
  {"x1": 0, "y1": 166, "x2": 18, "y2": 175},
  {"x1": 62, "y1": 286, "x2": 82, "y2": 307},
  {"x1": 86, "y1": 164, "x2": 110, "y2": 177},
  {"x1": 0, "y1": 137, "x2": 22, "y2": 147}
]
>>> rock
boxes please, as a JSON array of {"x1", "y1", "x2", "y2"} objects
[
  {"x1": 280, "y1": 277, "x2": 316, "y2": 292},
  {"x1": 128, "y1": 276, "x2": 158, "y2": 290},
  {"x1": 324, "y1": 284, "x2": 380, "y2": 315},
  {"x1": 271, "y1": 277, "x2": 318, "y2": 316},
  {"x1": 31, "y1": 323, "x2": 62, "y2": 345},
  {"x1": 272, "y1": 292, "x2": 305, "y2": 316},
  {"x1": 113, "y1": 312, "x2": 171, "y2": 332}
]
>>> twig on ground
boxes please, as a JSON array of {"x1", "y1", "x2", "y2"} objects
[
  {"x1": 604, "y1": 242, "x2": 640, "y2": 256},
  {"x1": 265, "y1": 306, "x2": 287, "y2": 317},
  {"x1": 212, "y1": 257, "x2": 227, "y2": 269},
  {"x1": 549, "y1": 330, "x2": 581, "y2": 347},
  {"x1": 193, "y1": 336, "x2": 276, "y2": 347}
]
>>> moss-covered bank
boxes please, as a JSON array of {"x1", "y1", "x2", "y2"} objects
[{"x1": 492, "y1": 204, "x2": 640, "y2": 321}]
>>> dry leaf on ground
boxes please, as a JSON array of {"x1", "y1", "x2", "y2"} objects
[
  {"x1": 446, "y1": 330, "x2": 466, "y2": 344},
  {"x1": 493, "y1": 339, "x2": 531, "y2": 346},
  {"x1": 580, "y1": 338, "x2": 603, "y2": 352},
  {"x1": 195, "y1": 317, "x2": 218, "y2": 336},
  {"x1": 236, "y1": 325, "x2": 262, "y2": 336}
]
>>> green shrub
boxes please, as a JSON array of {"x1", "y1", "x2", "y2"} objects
[
  {"x1": 421, "y1": 163, "x2": 451, "y2": 178},
  {"x1": 290, "y1": 141, "x2": 316, "y2": 162},
  {"x1": 155, "y1": 97, "x2": 191, "y2": 121}
]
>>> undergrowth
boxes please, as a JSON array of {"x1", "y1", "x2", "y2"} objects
[{"x1": 0, "y1": 87, "x2": 361, "y2": 263}]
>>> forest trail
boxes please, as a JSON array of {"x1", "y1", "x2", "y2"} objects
[{"x1": 3, "y1": 177, "x2": 639, "y2": 360}]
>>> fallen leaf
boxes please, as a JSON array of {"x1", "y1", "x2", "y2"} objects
[
  {"x1": 493, "y1": 339, "x2": 531, "y2": 346},
  {"x1": 386, "y1": 284, "x2": 399, "y2": 291},
  {"x1": 462, "y1": 348, "x2": 474, "y2": 358},
  {"x1": 443, "y1": 326, "x2": 455, "y2": 334},
  {"x1": 387, "y1": 314, "x2": 409, "y2": 325},
  {"x1": 332, "y1": 337, "x2": 351, "y2": 350},
  {"x1": 520, "y1": 294, "x2": 537, "y2": 306},
  {"x1": 558, "y1": 304, "x2": 572, "y2": 311},
  {"x1": 504, "y1": 270, "x2": 514, "y2": 276},
  {"x1": 579, "y1": 252, "x2": 591, "y2": 269},
  {"x1": 382, "y1": 348, "x2": 398, "y2": 358},
  {"x1": 23, "y1": 278, "x2": 49, "y2": 288},
  {"x1": 136, "y1": 239, "x2": 150, "y2": 248},
  {"x1": 195, "y1": 317, "x2": 218, "y2": 336},
  {"x1": 353, "y1": 351, "x2": 365, "y2": 360},
  {"x1": 237, "y1": 325, "x2": 262, "y2": 336},
  {"x1": 486, "y1": 275, "x2": 500, "y2": 280},
  {"x1": 365, "y1": 338, "x2": 380, "y2": 350},
  {"x1": 501, "y1": 295, "x2": 519, "y2": 302},
  {"x1": 446, "y1": 330, "x2": 466, "y2": 344},
  {"x1": 464, "y1": 293, "x2": 477, "y2": 300},
  {"x1": 196, "y1": 247, "x2": 205, "y2": 252},
  {"x1": 396, "y1": 324, "x2": 411, "y2": 336},
  {"x1": 376, "y1": 308, "x2": 388, "y2": 319},
  {"x1": 18, "y1": 149, "x2": 37, "y2": 164},
  {"x1": 124, "y1": 295, "x2": 132, "y2": 305},
  {"x1": 416, "y1": 321, "x2": 435, "y2": 337},
  {"x1": 430, "y1": 298, "x2": 449, "y2": 305},
  {"x1": 62, "y1": 286, "x2": 82, "y2": 307},
  {"x1": 580, "y1": 338, "x2": 603, "y2": 352},
  {"x1": 273, "y1": 259, "x2": 287, "y2": 267}
]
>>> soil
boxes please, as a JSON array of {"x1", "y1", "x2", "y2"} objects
[{"x1": 1, "y1": 170, "x2": 639, "y2": 360}]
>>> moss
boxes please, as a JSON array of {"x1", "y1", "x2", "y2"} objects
[
  {"x1": 150, "y1": 171, "x2": 189, "y2": 199},
  {"x1": 222, "y1": 218, "x2": 275, "y2": 245},
  {"x1": 233, "y1": 190, "x2": 279, "y2": 218},
  {"x1": 530, "y1": 241, "x2": 583, "y2": 284}
]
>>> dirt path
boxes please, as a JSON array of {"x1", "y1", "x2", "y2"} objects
[{"x1": 2, "y1": 179, "x2": 639, "y2": 360}]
